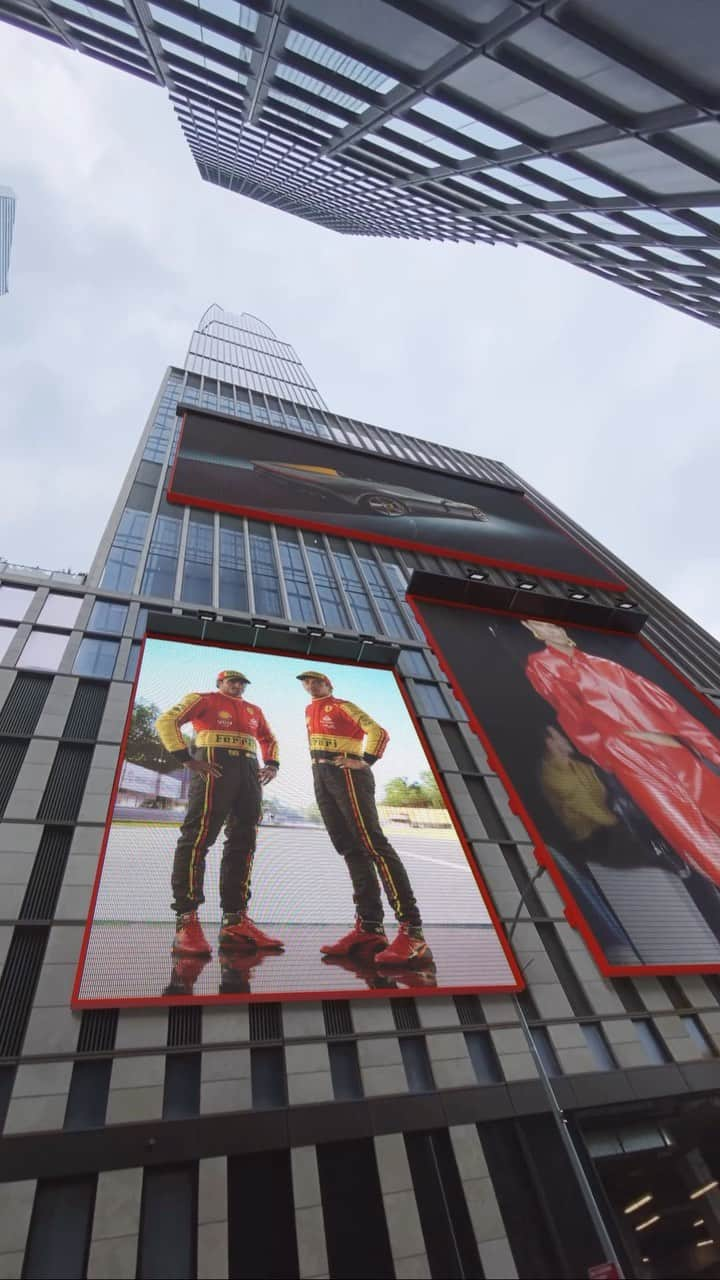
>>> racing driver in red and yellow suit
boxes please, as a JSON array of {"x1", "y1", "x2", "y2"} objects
[
  {"x1": 523, "y1": 620, "x2": 720, "y2": 885},
  {"x1": 298, "y1": 670, "x2": 430, "y2": 967},
  {"x1": 156, "y1": 669, "x2": 283, "y2": 957}
]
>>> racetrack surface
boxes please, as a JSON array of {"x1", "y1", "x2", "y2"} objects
[{"x1": 94, "y1": 822, "x2": 490, "y2": 926}]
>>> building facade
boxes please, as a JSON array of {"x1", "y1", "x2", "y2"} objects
[
  {"x1": 1, "y1": 307, "x2": 720, "y2": 1279},
  {"x1": 3, "y1": 1, "x2": 720, "y2": 326},
  {"x1": 0, "y1": 187, "x2": 15, "y2": 295}
]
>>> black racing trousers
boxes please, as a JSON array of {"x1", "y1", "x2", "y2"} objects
[
  {"x1": 312, "y1": 762, "x2": 422, "y2": 929},
  {"x1": 171, "y1": 749, "x2": 262, "y2": 916}
]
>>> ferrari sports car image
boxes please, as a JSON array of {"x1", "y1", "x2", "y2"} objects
[{"x1": 250, "y1": 462, "x2": 488, "y2": 521}]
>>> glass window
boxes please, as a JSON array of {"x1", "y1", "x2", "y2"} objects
[
  {"x1": 124, "y1": 642, "x2": 141, "y2": 683},
  {"x1": 0, "y1": 585, "x2": 35, "y2": 621},
  {"x1": 36, "y1": 594, "x2": 83, "y2": 629},
  {"x1": 276, "y1": 528, "x2": 317, "y2": 624},
  {"x1": 582, "y1": 1022, "x2": 616, "y2": 1070},
  {"x1": 0, "y1": 624, "x2": 16, "y2": 661},
  {"x1": 328, "y1": 541, "x2": 378, "y2": 634},
  {"x1": 17, "y1": 630, "x2": 68, "y2": 671},
  {"x1": 182, "y1": 513, "x2": 214, "y2": 606},
  {"x1": 247, "y1": 522, "x2": 282, "y2": 617},
  {"x1": 88, "y1": 600, "x2": 128, "y2": 635},
  {"x1": 680, "y1": 1015, "x2": 717, "y2": 1059},
  {"x1": 529, "y1": 1026, "x2": 561, "y2": 1076},
  {"x1": 412, "y1": 682, "x2": 449, "y2": 718},
  {"x1": 141, "y1": 513, "x2": 182, "y2": 598},
  {"x1": 305, "y1": 541, "x2": 350, "y2": 630},
  {"x1": 399, "y1": 649, "x2": 432, "y2": 679},
  {"x1": 354, "y1": 551, "x2": 411, "y2": 639},
  {"x1": 632, "y1": 1020, "x2": 669, "y2": 1065},
  {"x1": 72, "y1": 638, "x2": 119, "y2": 679},
  {"x1": 100, "y1": 509, "x2": 150, "y2": 592},
  {"x1": 219, "y1": 517, "x2": 249, "y2": 613}
]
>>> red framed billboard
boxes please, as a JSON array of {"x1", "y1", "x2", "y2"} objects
[
  {"x1": 167, "y1": 411, "x2": 625, "y2": 590},
  {"x1": 72, "y1": 633, "x2": 522, "y2": 1006},
  {"x1": 409, "y1": 594, "x2": 720, "y2": 977}
]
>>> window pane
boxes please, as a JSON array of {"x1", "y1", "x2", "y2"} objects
[
  {"x1": 125, "y1": 643, "x2": 141, "y2": 682},
  {"x1": 17, "y1": 631, "x2": 68, "y2": 671},
  {"x1": 219, "y1": 518, "x2": 249, "y2": 612},
  {"x1": 328, "y1": 541, "x2": 378, "y2": 634},
  {"x1": 182, "y1": 514, "x2": 214, "y2": 606},
  {"x1": 305, "y1": 542, "x2": 350, "y2": 630},
  {"x1": 681, "y1": 1015, "x2": 716, "y2": 1059},
  {"x1": 248, "y1": 522, "x2": 282, "y2": 617},
  {"x1": 141, "y1": 514, "x2": 182, "y2": 598},
  {"x1": 36, "y1": 594, "x2": 83, "y2": 628},
  {"x1": 0, "y1": 585, "x2": 35, "y2": 621},
  {"x1": 277, "y1": 529, "x2": 316, "y2": 624},
  {"x1": 413, "y1": 682, "x2": 449, "y2": 718},
  {"x1": 632, "y1": 1019, "x2": 669, "y2": 1065},
  {"x1": 0, "y1": 624, "x2": 16, "y2": 661},
  {"x1": 88, "y1": 601, "x2": 128, "y2": 635},
  {"x1": 582, "y1": 1022, "x2": 616, "y2": 1070},
  {"x1": 354, "y1": 551, "x2": 411, "y2": 639},
  {"x1": 399, "y1": 649, "x2": 431, "y2": 679},
  {"x1": 72, "y1": 638, "x2": 119, "y2": 679},
  {"x1": 100, "y1": 508, "x2": 150, "y2": 592}
]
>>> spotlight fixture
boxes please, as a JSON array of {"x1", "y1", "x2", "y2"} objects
[
  {"x1": 635, "y1": 1215, "x2": 660, "y2": 1232},
  {"x1": 624, "y1": 1194, "x2": 653, "y2": 1215},
  {"x1": 697, "y1": 1240, "x2": 715, "y2": 1248},
  {"x1": 197, "y1": 610, "x2": 216, "y2": 621},
  {"x1": 516, "y1": 579, "x2": 536, "y2": 591},
  {"x1": 307, "y1": 627, "x2": 325, "y2": 638},
  {"x1": 690, "y1": 1180, "x2": 719, "y2": 1200},
  {"x1": 693, "y1": 1219, "x2": 705, "y2": 1228},
  {"x1": 617, "y1": 598, "x2": 637, "y2": 610},
  {"x1": 467, "y1": 570, "x2": 488, "y2": 582},
  {"x1": 251, "y1": 618, "x2": 269, "y2": 629},
  {"x1": 568, "y1": 588, "x2": 588, "y2": 601}
]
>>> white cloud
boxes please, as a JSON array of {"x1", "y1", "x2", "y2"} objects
[{"x1": 1, "y1": 25, "x2": 719, "y2": 640}]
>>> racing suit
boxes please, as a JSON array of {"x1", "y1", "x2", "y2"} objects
[
  {"x1": 305, "y1": 695, "x2": 421, "y2": 928},
  {"x1": 156, "y1": 691, "x2": 279, "y2": 915},
  {"x1": 526, "y1": 646, "x2": 720, "y2": 885}
]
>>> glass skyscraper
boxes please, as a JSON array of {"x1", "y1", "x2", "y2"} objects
[
  {"x1": 1, "y1": 306, "x2": 720, "y2": 1278},
  {"x1": 3, "y1": 1, "x2": 720, "y2": 325},
  {"x1": 0, "y1": 187, "x2": 15, "y2": 296}
]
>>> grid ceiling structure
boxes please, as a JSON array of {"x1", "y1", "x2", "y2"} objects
[{"x1": 4, "y1": 0, "x2": 720, "y2": 326}]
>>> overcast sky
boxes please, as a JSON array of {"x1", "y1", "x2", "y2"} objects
[{"x1": 2, "y1": 25, "x2": 719, "y2": 639}]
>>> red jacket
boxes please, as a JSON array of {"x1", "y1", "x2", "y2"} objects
[
  {"x1": 305, "y1": 696, "x2": 389, "y2": 763},
  {"x1": 156, "y1": 691, "x2": 279, "y2": 765},
  {"x1": 526, "y1": 647, "x2": 720, "y2": 772}
]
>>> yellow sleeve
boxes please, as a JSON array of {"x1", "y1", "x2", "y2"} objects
[
  {"x1": 340, "y1": 700, "x2": 389, "y2": 762},
  {"x1": 155, "y1": 692, "x2": 205, "y2": 754}
]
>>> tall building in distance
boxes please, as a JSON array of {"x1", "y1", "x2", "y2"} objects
[
  {"x1": 0, "y1": 187, "x2": 15, "y2": 295},
  {"x1": 1, "y1": 305, "x2": 720, "y2": 1278},
  {"x1": 3, "y1": 1, "x2": 720, "y2": 325}
]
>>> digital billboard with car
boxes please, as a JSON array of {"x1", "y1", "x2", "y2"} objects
[
  {"x1": 410, "y1": 596, "x2": 720, "y2": 976},
  {"x1": 73, "y1": 636, "x2": 521, "y2": 1006},
  {"x1": 167, "y1": 412, "x2": 624, "y2": 588}
]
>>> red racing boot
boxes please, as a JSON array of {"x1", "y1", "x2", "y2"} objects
[
  {"x1": 374, "y1": 925, "x2": 433, "y2": 967},
  {"x1": 320, "y1": 919, "x2": 388, "y2": 958},
  {"x1": 172, "y1": 911, "x2": 211, "y2": 957},
  {"x1": 219, "y1": 913, "x2": 285, "y2": 952}
]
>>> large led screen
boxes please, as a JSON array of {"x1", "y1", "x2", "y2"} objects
[
  {"x1": 168, "y1": 412, "x2": 624, "y2": 589},
  {"x1": 411, "y1": 599, "x2": 720, "y2": 975},
  {"x1": 73, "y1": 637, "x2": 521, "y2": 1005}
]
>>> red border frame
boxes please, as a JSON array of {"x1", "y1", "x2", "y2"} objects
[
  {"x1": 71, "y1": 631, "x2": 524, "y2": 1008},
  {"x1": 166, "y1": 413, "x2": 626, "y2": 592},
  {"x1": 407, "y1": 591, "x2": 720, "y2": 979}
]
